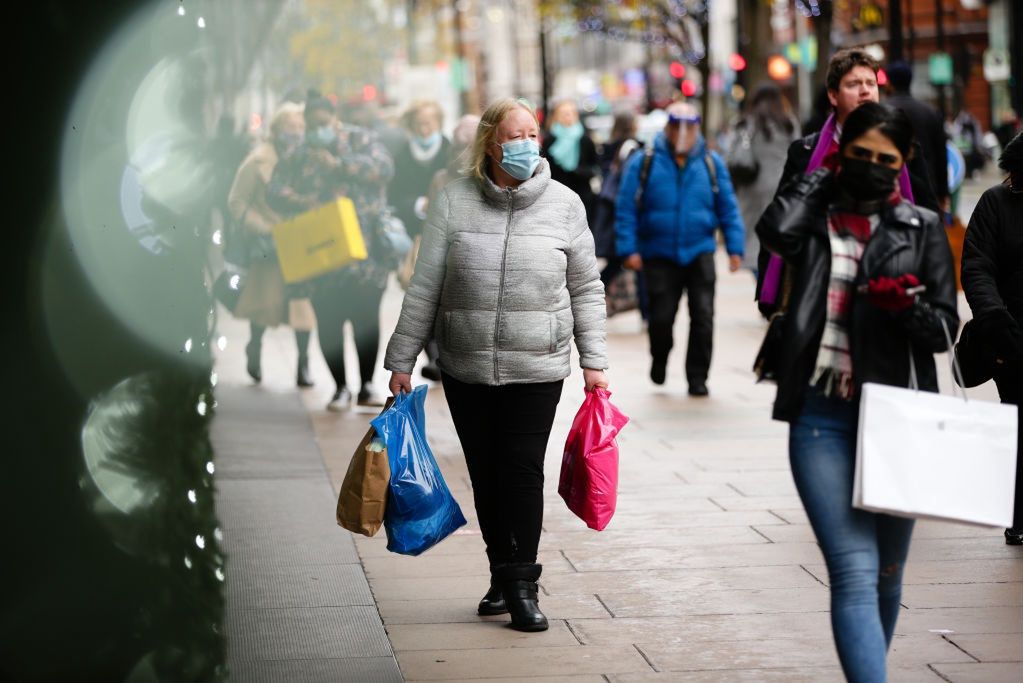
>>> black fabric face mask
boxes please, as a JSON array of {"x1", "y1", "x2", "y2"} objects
[{"x1": 838, "y1": 157, "x2": 900, "y2": 201}]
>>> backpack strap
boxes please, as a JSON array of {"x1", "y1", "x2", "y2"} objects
[
  {"x1": 634, "y1": 145, "x2": 656, "y2": 213},
  {"x1": 704, "y1": 152, "x2": 719, "y2": 195}
]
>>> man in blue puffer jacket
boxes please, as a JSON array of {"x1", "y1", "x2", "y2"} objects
[{"x1": 615, "y1": 102, "x2": 745, "y2": 396}]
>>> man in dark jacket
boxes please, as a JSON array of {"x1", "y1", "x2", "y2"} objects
[
  {"x1": 616, "y1": 102, "x2": 745, "y2": 396},
  {"x1": 961, "y1": 131, "x2": 1023, "y2": 544},
  {"x1": 885, "y1": 61, "x2": 949, "y2": 210}
]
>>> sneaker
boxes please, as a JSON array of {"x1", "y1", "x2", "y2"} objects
[
  {"x1": 421, "y1": 363, "x2": 442, "y2": 381},
  {"x1": 326, "y1": 387, "x2": 352, "y2": 412},
  {"x1": 688, "y1": 381, "x2": 709, "y2": 397},
  {"x1": 1006, "y1": 528, "x2": 1023, "y2": 546},
  {"x1": 357, "y1": 384, "x2": 385, "y2": 407},
  {"x1": 650, "y1": 360, "x2": 666, "y2": 385}
]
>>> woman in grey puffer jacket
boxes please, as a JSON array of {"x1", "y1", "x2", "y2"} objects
[{"x1": 385, "y1": 98, "x2": 609, "y2": 632}]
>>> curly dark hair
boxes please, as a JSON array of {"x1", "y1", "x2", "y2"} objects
[{"x1": 826, "y1": 48, "x2": 880, "y2": 92}]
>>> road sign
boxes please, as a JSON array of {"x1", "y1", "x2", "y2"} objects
[{"x1": 929, "y1": 53, "x2": 953, "y2": 86}]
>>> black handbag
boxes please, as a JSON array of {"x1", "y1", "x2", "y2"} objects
[
  {"x1": 954, "y1": 318, "x2": 997, "y2": 388},
  {"x1": 727, "y1": 125, "x2": 760, "y2": 186},
  {"x1": 753, "y1": 265, "x2": 793, "y2": 382}
]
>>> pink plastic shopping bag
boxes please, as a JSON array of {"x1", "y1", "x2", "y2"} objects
[{"x1": 558, "y1": 387, "x2": 629, "y2": 531}]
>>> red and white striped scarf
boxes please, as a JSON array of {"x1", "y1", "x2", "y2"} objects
[{"x1": 811, "y1": 209, "x2": 878, "y2": 399}]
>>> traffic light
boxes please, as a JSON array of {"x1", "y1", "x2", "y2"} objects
[{"x1": 729, "y1": 53, "x2": 747, "y2": 72}]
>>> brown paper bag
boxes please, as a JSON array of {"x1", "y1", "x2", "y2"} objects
[{"x1": 336, "y1": 399, "x2": 393, "y2": 536}]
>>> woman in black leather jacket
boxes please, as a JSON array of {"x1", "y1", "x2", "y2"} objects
[{"x1": 755, "y1": 103, "x2": 958, "y2": 682}]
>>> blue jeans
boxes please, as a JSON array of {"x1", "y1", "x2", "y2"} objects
[{"x1": 789, "y1": 391, "x2": 915, "y2": 683}]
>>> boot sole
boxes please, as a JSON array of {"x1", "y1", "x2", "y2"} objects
[
  {"x1": 477, "y1": 605, "x2": 509, "y2": 616},
  {"x1": 508, "y1": 621, "x2": 549, "y2": 632}
]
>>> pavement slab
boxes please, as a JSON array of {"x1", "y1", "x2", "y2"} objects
[{"x1": 929, "y1": 662, "x2": 1023, "y2": 682}]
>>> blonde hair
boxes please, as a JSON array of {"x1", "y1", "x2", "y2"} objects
[
  {"x1": 269, "y1": 102, "x2": 305, "y2": 135},
  {"x1": 466, "y1": 98, "x2": 538, "y2": 182},
  {"x1": 401, "y1": 99, "x2": 444, "y2": 131}
]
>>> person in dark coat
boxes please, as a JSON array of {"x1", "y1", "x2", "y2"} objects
[
  {"x1": 885, "y1": 61, "x2": 949, "y2": 209},
  {"x1": 756, "y1": 102, "x2": 958, "y2": 681},
  {"x1": 756, "y1": 49, "x2": 940, "y2": 318},
  {"x1": 388, "y1": 100, "x2": 452, "y2": 239},
  {"x1": 961, "y1": 130, "x2": 1023, "y2": 545},
  {"x1": 543, "y1": 99, "x2": 599, "y2": 228}
]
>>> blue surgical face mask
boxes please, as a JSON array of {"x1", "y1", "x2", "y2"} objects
[
  {"x1": 414, "y1": 131, "x2": 442, "y2": 150},
  {"x1": 498, "y1": 139, "x2": 540, "y2": 180},
  {"x1": 312, "y1": 125, "x2": 337, "y2": 146}
]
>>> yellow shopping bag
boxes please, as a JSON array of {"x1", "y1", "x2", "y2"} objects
[{"x1": 272, "y1": 198, "x2": 368, "y2": 283}]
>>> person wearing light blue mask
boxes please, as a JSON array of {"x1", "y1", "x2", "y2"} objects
[
  {"x1": 543, "y1": 99, "x2": 599, "y2": 230},
  {"x1": 389, "y1": 101, "x2": 453, "y2": 380},
  {"x1": 385, "y1": 98, "x2": 609, "y2": 634}
]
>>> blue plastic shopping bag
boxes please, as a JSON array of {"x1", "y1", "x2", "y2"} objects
[{"x1": 371, "y1": 385, "x2": 467, "y2": 555}]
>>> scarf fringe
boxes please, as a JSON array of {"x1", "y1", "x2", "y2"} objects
[{"x1": 811, "y1": 367, "x2": 856, "y2": 400}]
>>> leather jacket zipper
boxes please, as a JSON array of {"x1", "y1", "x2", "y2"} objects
[{"x1": 494, "y1": 191, "x2": 515, "y2": 384}]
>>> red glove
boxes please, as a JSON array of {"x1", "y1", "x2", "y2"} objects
[{"x1": 866, "y1": 274, "x2": 921, "y2": 312}]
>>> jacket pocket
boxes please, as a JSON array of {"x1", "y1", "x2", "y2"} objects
[
  {"x1": 445, "y1": 310, "x2": 496, "y2": 352},
  {"x1": 498, "y1": 311, "x2": 557, "y2": 353}
]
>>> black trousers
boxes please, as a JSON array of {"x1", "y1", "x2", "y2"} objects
[
  {"x1": 644, "y1": 254, "x2": 716, "y2": 383},
  {"x1": 441, "y1": 372, "x2": 564, "y2": 566},
  {"x1": 995, "y1": 370, "x2": 1023, "y2": 528},
  {"x1": 309, "y1": 281, "x2": 384, "y2": 391}
]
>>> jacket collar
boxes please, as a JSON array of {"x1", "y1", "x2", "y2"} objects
[
  {"x1": 884, "y1": 200, "x2": 928, "y2": 230},
  {"x1": 479, "y1": 158, "x2": 551, "y2": 210}
]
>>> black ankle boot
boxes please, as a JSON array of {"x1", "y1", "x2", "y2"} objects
[
  {"x1": 245, "y1": 340, "x2": 262, "y2": 383},
  {"x1": 477, "y1": 578, "x2": 507, "y2": 616},
  {"x1": 296, "y1": 355, "x2": 313, "y2": 388},
  {"x1": 495, "y1": 563, "x2": 547, "y2": 632}
]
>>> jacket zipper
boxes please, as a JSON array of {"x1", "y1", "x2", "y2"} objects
[{"x1": 494, "y1": 191, "x2": 515, "y2": 384}]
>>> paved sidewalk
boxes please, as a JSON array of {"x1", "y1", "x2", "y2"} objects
[
  {"x1": 211, "y1": 383, "x2": 402, "y2": 681},
  {"x1": 213, "y1": 168, "x2": 1021, "y2": 681}
]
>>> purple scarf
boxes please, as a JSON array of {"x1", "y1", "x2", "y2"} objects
[{"x1": 760, "y1": 113, "x2": 915, "y2": 304}]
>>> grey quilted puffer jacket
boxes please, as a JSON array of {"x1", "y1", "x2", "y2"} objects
[{"x1": 384, "y1": 159, "x2": 608, "y2": 385}]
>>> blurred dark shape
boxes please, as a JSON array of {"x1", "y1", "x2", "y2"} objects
[
  {"x1": 4, "y1": 1, "x2": 225, "y2": 679},
  {"x1": 343, "y1": 98, "x2": 406, "y2": 160},
  {"x1": 598, "y1": 109, "x2": 638, "y2": 179},
  {"x1": 210, "y1": 114, "x2": 252, "y2": 229},
  {"x1": 995, "y1": 110, "x2": 1022, "y2": 154},
  {"x1": 885, "y1": 60, "x2": 949, "y2": 202},
  {"x1": 886, "y1": 60, "x2": 913, "y2": 92},
  {"x1": 803, "y1": 86, "x2": 832, "y2": 137},
  {"x1": 1000, "y1": 130, "x2": 1023, "y2": 174}
]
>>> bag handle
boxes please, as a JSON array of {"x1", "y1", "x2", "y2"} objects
[{"x1": 906, "y1": 316, "x2": 966, "y2": 402}]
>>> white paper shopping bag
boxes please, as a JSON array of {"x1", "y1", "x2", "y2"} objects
[{"x1": 854, "y1": 382, "x2": 1018, "y2": 528}]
